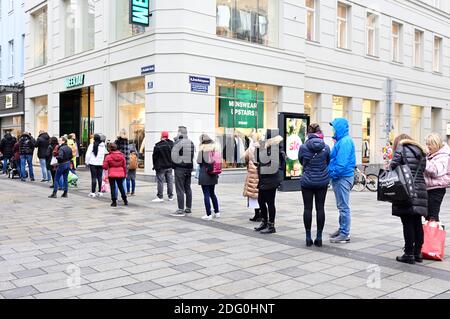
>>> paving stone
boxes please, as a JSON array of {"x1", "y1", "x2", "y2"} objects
[
  {"x1": 345, "y1": 286, "x2": 388, "y2": 299},
  {"x1": 211, "y1": 279, "x2": 265, "y2": 295},
  {"x1": 12, "y1": 268, "x2": 47, "y2": 279},
  {"x1": 180, "y1": 289, "x2": 224, "y2": 299},
  {"x1": 132, "y1": 268, "x2": 181, "y2": 282},
  {"x1": 151, "y1": 285, "x2": 195, "y2": 299},
  {"x1": 252, "y1": 272, "x2": 292, "y2": 285},
  {"x1": 1, "y1": 286, "x2": 39, "y2": 299},
  {"x1": 237, "y1": 287, "x2": 281, "y2": 299},
  {"x1": 171, "y1": 263, "x2": 204, "y2": 273},
  {"x1": 89, "y1": 277, "x2": 139, "y2": 291},
  {"x1": 184, "y1": 276, "x2": 233, "y2": 291},
  {"x1": 152, "y1": 271, "x2": 205, "y2": 287},
  {"x1": 36, "y1": 253, "x2": 66, "y2": 261},
  {"x1": 320, "y1": 265, "x2": 359, "y2": 277},
  {"x1": 0, "y1": 281, "x2": 16, "y2": 292},
  {"x1": 263, "y1": 252, "x2": 292, "y2": 261},
  {"x1": 295, "y1": 273, "x2": 337, "y2": 286},
  {"x1": 410, "y1": 278, "x2": 450, "y2": 294},
  {"x1": 124, "y1": 281, "x2": 163, "y2": 294},
  {"x1": 387, "y1": 272, "x2": 431, "y2": 285},
  {"x1": 276, "y1": 267, "x2": 311, "y2": 278},
  {"x1": 83, "y1": 270, "x2": 130, "y2": 283},
  {"x1": 383, "y1": 288, "x2": 436, "y2": 299},
  {"x1": 221, "y1": 270, "x2": 256, "y2": 281},
  {"x1": 309, "y1": 282, "x2": 349, "y2": 296},
  {"x1": 266, "y1": 280, "x2": 310, "y2": 294},
  {"x1": 277, "y1": 290, "x2": 325, "y2": 299},
  {"x1": 79, "y1": 287, "x2": 134, "y2": 299}
]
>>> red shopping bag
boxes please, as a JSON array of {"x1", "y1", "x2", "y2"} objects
[
  {"x1": 422, "y1": 221, "x2": 446, "y2": 261},
  {"x1": 101, "y1": 170, "x2": 110, "y2": 193}
]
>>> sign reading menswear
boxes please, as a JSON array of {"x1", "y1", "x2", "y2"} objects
[
  {"x1": 219, "y1": 88, "x2": 264, "y2": 129},
  {"x1": 65, "y1": 74, "x2": 85, "y2": 89},
  {"x1": 130, "y1": 0, "x2": 150, "y2": 26}
]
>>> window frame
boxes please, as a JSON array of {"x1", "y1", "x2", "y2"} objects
[
  {"x1": 306, "y1": 0, "x2": 319, "y2": 43},
  {"x1": 433, "y1": 35, "x2": 443, "y2": 73},
  {"x1": 336, "y1": 2, "x2": 351, "y2": 50},
  {"x1": 413, "y1": 29, "x2": 424, "y2": 69},
  {"x1": 365, "y1": 11, "x2": 379, "y2": 57},
  {"x1": 391, "y1": 21, "x2": 403, "y2": 63}
]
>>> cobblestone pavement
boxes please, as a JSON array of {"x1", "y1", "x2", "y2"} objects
[{"x1": 1, "y1": 169, "x2": 450, "y2": 299}]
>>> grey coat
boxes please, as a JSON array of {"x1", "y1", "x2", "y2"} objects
[{"x1": 197, "y1": 142, "x2": 219, "y2": 186}]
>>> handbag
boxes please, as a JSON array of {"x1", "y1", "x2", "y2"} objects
[
  {"x1": 50, "y1": 156, "x2": 58, "y2": 166},
  {"x1": 422, "y1": 221, "x2": 446, "y2": 261}
]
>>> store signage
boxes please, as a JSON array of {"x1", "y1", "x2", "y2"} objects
[
  {"x1": 190, "y1": 76, "x2": 210, "y2": 94},
  {"x1": 147, "y1": 81, "x2": 154, "y2": 89},
  {"x1": 65, "y1": 74, "x2": 85, "y2": 89},
  {"x1": 5, "y1": 94, "x2": 13, "y2": 109},
  {"x1": 141, "y1": 65, "x2": 155, "y2": 75},
  {"x1": 284, "y1": 117, "x2": 308, "y2": 180},
  {"x1": 219, "y1": 88, "x2": 264, "y2": 129},
  {"x1": 130, "y1": 0, "x2": 150, "y2": 27}
]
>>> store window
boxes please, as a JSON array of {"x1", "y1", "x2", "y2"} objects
[
  {"x1": 366, "y1": 12, "x2": 378, "y2": 57},
  {"x1": 34, "y1": 96, "x2": 48, "y2": 136},
  {"x1": 32, "y1": 7, "x2": 48, "y2": 67},
  {"x1": 116, "y1": 0, "x2": 146, "y2": 41},
  {"x1": 304, "y1": 92, "x2": 317, "y2": 123},
  {"x1": 332, "y1": 96, "x2": 348, "y2": 119},
  {"x1": 216, "y1": 79, "x2": 278, "y2": 169},
  {"x1": 216, "y1": 0, "x2": 279, "y2": 47},
  {"x1": 411, "y1": 106, "x2": 423, "y2": 142},
  {"x1": 362, "y1": 100, "x2": 377, "y2": 164},
  {"x1": 64, "y1": 0, "x2": 95, "y2": 57},
  {"x1": 117, "y1": 78, "x2": 146, "y2": 168}
]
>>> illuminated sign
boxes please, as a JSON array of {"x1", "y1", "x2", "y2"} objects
[
  {"x1": 130, "y1": 0, "x2": 150, "y2": 27},
  {"x1": 65, "y1": 74, "x2": 85, "y2": 89}
]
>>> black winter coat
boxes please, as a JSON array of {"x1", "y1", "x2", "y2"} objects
[
  {"x1": 36, "y1": 133, "x2": 50, "y2": 159},
  {"x1": 299, "y1": 134, "x2": 331, "y2": 189},
  {"x1": 172, "y1": 136, "x2": 195, "y2": 171},
  {"x1": 57, "y1": 144, "x2": 73, "y2": 164},
  {"x1": 197, "y1": 141, "x2": 219, "y2": 186},
  {"x1": 153, "y1": 139, "x2": 174, "y2": 171},
  {"x1": 0, "y1": 133, "x2": 17, "y2": 158},
  {"x1": 390, "y1": 139, "x2": 428, "y2": 218},
  {"x1": 256, "y1": 135, "x2": 286, "y2": 191},
  {"x1": 18, "y1": 134, "x2": 36, "y2": 155},
  {"x1": 115, "y1": 137, "x2": 130, "y2": 166}
]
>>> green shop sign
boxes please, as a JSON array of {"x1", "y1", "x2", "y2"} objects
[
  {"x1": 130, "y1": 0, "x2": 150, "y2": 27},
  {"x1": 219, "y1": 88, "x2": 264, "y2": 129},
  {"x1": 65, "y1": 74, "x2": 85, "y2": 89}
]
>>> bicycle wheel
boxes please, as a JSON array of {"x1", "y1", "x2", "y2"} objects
[
  {"x1": 352, "y1": 173, "x2": 366, "y2": 192},
  {"x1": 366, "y1": 174, "x2": 378, "y2": 192}
]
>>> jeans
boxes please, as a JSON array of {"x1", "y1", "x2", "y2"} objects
[
  {"x1": 157, "y1": 168, "x2": 174, "y2": 199},
  {"x1": 258, "y1": 189, "x2": 277, "y2": 224},
  {"x1": 126, "y1": 169, "x2": 136, "y2": 193},
  {"x1": 331, "y1": 176, "x2": 354, "y2": 237},
  {"x1": 175, "y1": 168, "x2": 192, "y2": 210},
  {"x1": 89, "y1": 165, "x2": 103, "y2": 193},
  {"x1": 20, "y1": 155, "x2": 34, "y2": 180},
  {"x1": 2, "y1": 158, "x2": 8, "y2": 174},
  {"x1": 302, "y1": 187, "x2": 328, "y2": 237},
  {"x1": 53, "y1": 162, "x2": 70, "y2": 192},
  {"x1": 114, "y1": 179, "x2": 127, "y2": 198},
  {"x1": 39, "y1": 158, "x2": 50, "y2": 181},
  {"x1": 201, "y1": 185, "x2": 219, "y2": 216},
  {"x1": 427, "y1": 188, "x2": 446, "y2": 222},
  {"x1": 401, "y1": 215, "x2": 424, "y2": 256},
  {"x1": 110, "y1": 177, "x2": 127, "y2": 202}
]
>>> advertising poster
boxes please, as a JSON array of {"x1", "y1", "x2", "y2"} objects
[
  {"x1": 284, "y1": 116, "x2": 308, "y2": 180},
  {"x1": 219, "y1": 88, "x2": 264, "y2": 129}
]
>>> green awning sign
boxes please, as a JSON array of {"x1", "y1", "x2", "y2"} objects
[
  {"x1": 219, "y1": 88, "x2": 264, "y2": 129},
  {"x1": 65, "y1": 74, "x2": 85, "y2": 89},
  {"x1": 130, "y1": 0, "x2": 150, "y2": 26}
]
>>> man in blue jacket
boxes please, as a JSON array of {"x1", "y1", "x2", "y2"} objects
[{"x1": 329, "y1": 118, "x2": 356, "y2": 244}]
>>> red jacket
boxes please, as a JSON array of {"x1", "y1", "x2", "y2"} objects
[
  {"x1": 13, "y1": 142, "x2": 20, "y2": 161},
  {"x1": 103, "y1": 151, "x2": 126, "y2": 178}
]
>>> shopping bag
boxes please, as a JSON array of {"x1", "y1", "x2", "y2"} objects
[
  {"x1": 422, "y1": 221, "x2": 446, "y2": 261},
  {"x1": 101, "y1": 170, "x2": 110, "y2": 193},
  {"x1": 377, "y1": 168, "x2": 410, "y2": 203},
  {"x1": 68, "y1": 171, "x2": 78, "y2": 186},
  {"x1": 50, "y1": 156, "x2": 58, "y2": 166}
]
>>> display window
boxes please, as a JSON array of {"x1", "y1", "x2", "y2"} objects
[
  {"x1": 215, "y1": 79, "x2": 278, "y2": 169},
  {"x1": 362, "y1": 100, "x2": 377, "y2": 164},
  {"x1": 304, "y1": 92, "x2": 317, "y2": 123},
  {"x1": 332, "y1": 96, "x2": 348, "y2": 119},
  {"x1": 34, "y1": 96, "x2": 48, "y2": 137},
  {"x1": 411, "y1": 106, "x2": 423, "y2": 143}
]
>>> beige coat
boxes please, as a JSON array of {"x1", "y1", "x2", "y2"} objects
[{"x1": 243, "y1": 143, "x2": 259, "y2": 199}]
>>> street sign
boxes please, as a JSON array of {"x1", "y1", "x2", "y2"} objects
[{"x1": 141, "y1": 65, "x2": 155, "y2": 75}]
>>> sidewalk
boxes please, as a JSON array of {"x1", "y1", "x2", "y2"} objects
[{"x1": 0, "y1": 169, "x2": 449, "y2": 299}]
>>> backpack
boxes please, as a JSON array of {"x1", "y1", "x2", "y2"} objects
[
  {"x1": 207, "y1": 151, "x2": 222, "y2": 175},
  {"x1": 129, "y1": 153, "x2": 138, "y2": 170}
]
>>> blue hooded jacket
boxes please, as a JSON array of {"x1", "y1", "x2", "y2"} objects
[{"x1": 329, "y1": 118, "x2": 356, "y2": 180}]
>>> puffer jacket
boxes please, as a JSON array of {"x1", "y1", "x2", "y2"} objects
[
  {"x1": 424, "y1": 143, "x2": 450, "y2": 190},
  {"x1": 18, "y1": 134, "x2": 36, "y2": 155},
  {"x1": 256, "y1": 130, "x2": 286, "y2": 191},
  {"x1": 0, "y1": 133, "x2": 17, "y2": 158},
  {"x1": 299, "y1": 133, "x2": 331, "y2": 189},
  {"x1": 390, "y1": 139, "x2": 428, "y2": 218},
  {"x1": 36, "y1": 132, "x2": 50, "y2": 159},
  {"x1": 103, "y1": 151, "x2": 127, "y2": 178},
  {"x1": 329, "y1": 118, "x2": 356, "y2": 180},
  {"x1": 196, "y1": 141, "x2": 219, "y2": 186},
  {"x1": 243, "y1": 144, "x2": 259, "y2": 199}
]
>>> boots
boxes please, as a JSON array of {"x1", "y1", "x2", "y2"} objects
[
  {"x1": 61, "y1": 191, "x2": 68, "y2": 198},
  {"x1": 260, "y1": 222, "x2": 276, "y2": 234},
  {"x1": 123, "y1": 198, "x2": 129, "y2": 206},
  {"x1": 48, "y1": 192, "x2": 57, "y2": 198},
  {"x1": 254, "y1": 220, "x2": 268, "y2": 232},
  {"x1": 414, "y1": 246, "x2": 423, "y2": 263},
  {"x1": 250, "y1": 209, "x2": 262, "y2": 222},
  {"x1": 396, "y1": 254, "x2": 415, "y2": 264},
  {"x1": 111, "y1": 200, "x2": 117, "y2": 207}
]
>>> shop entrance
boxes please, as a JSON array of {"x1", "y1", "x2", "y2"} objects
[{"x1": 60, "y1": 87, "x2": 94, "y2": 165}]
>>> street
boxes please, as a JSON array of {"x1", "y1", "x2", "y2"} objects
[{"x1": 0, "y1": 170, "x2": 450, "y2": 299}]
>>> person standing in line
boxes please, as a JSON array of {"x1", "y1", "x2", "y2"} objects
[
  {"x1": 254, "y1": 129, "x2": 286, "y2": 234},
  {"x1": 0, "y1": 132, "x2": 17, "y2": 175},
  {"x1": 12, "y1": 140, "x2": 21, "y2": 177},
  {"x1": 171, "y1": 126, "x2": 195, "y2": 217},
  {"x1": 103, "y1": 143, "x2": 128, "y2": 207},
  {"x1": 67, "y1": 134, "x2": 78, "y2": 170},
  {"x1": 244, "y1": 132, "x2": 261, "y2": 222},
  {"x1": 390, "y1": 134, "x2": 428, "y2": 264},
  {"x1": 18, "y1": 132, "x2": 37, "y2": 182},
  {"x1": 71, "y1": 133, "x2": 81, "y2": 169},
  {"x1": 127, "y1": 150, "x2": 138, "y2": 196},
  {"x1": 46, "y1": 137, "x2": 59, "y2": 188},
  {"x1": 424, "y1": 133, "x2": 450, "y2": 222},
  {"x1": 85, "y1": 134, "x2": 107, "y2": 198},
  {"x1": 197, "y1": 134, "x2": 220, "y2": 221},
  {"x1": 152, "y1": 131, "x2": 174, "y2": 202},
  {"x1": 36, "y1": 130, "x2": 51, "y2": 182},
  {"x1": 49, "y1": 136, "x2": 73, "y2": 198},
  {"x1": 328, "y1": 118, "x2": 356, "y2": 244},
  {"x1": 299, "y1": 124, "x2": 331, "y2": 247},
  {"x1": 114, "y1": 129, "x2": 130, "y2": 198}
]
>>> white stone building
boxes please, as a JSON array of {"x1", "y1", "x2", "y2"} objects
[{"x1": 23, "y1": 0, "x2": 450, "y2": 176}]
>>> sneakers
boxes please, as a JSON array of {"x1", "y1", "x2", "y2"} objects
[
  {"x1": 330, "y1": 230, "x2": 341, "y2": 238},
  {"x1": 152, "y1": 198, "x2": 164, "y2": 203},
  {"x1": 131, "y1": 192, "x2": 135, "y2": 196},
  {"x1": 330, "y1": 234, "x2": 351, "y2": 244},
  {"x1": 168, "y1": 197, "x2": 174, "y2": 201},
  {"x1": 96, "y1": 192, "x2": 103, "y2": 198},
  {"x1": 48, "y1": 193, "x2": 57, "y2": 199},
  {"x1": 171, "y1": 210, "x2": 186, "y2": 217},
  {"x1": 89, "y1": 193, "x2": 97, "y2": 198},
  {"x1": 214, "y1": 213, "x2": 221, "y2": 219},
  {"x1": 184, "y1": 208, "x2": 192, "y2": 215},
  {"x1": 201, "y1": 215, "x2": 212, "y2": 221}
]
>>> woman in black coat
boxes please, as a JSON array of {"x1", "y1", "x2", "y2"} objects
[
  {"x1": 299, "y1": 124, "x2": 331, "y2": 247},
  {"x1": 390, "y1": 134, "x2": 428, "y2": 264},
  {"x1": 254, "y1": 129, "x2": 286, "y2": 234}
]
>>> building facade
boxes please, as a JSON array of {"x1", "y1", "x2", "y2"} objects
[
  {"x1": 23, "y1": 0, "x2": 450, "y2": 175},
  {"x1": 0, "y1": 0, "x2": 26, "y2": 139}
]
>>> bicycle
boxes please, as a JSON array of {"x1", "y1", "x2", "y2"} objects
[{"x1": 352, "y1": 165, "x2": 378, "y2": 192}]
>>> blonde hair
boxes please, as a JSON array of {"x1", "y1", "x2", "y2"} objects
[
  {"x1": 426, "y1": 133, "x2": 443, "y2": 154},
  {"x1": 119, "y1": 129, "x2": 128, "y2": 139}
]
